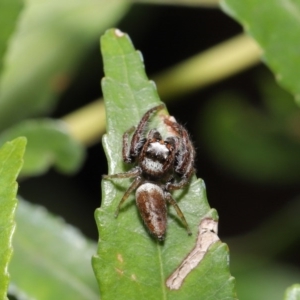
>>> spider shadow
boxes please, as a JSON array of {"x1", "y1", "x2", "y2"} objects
[{"x1": 108, "y1": 180, "x2": 136, "y2": 213}]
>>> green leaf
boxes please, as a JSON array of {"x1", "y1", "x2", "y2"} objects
[
  {"x1": 284, "y1": 284, "x2": 300, "y2": 300},
  {"x1": 0, "y1": 0, "x2": 130, "y2": 130},
  {"x1": 231, "y1": 262, "x2": 300, "y2": 300},
  {"x1": 9, "y1": 198, "x2": 98, "y2": 300},
  {"x1": 221, "y1": 0, "x2": 300, "y2": 104},
  {"x1": 92, "y1": 28, "x2": 237, "y2": 300},
  {"x1": 0, "y1": 0, "x2": 23, "y2": 72},
  {"x1": 0, "y1": 119, "x2": 85, "y2": 177},
  {"x1": 0, "y1": 137, "x2": 26, "y2": 300},
  {"x1": 200, "y1": 72, "x2": 300, "y2": 184}
]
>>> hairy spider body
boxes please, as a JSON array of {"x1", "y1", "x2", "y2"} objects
[{"x1": 103, "y1": 104, "x2": 195, "y2": 241}]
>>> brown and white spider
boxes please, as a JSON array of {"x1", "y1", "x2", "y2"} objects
[{"x1": 103, "y1": 104, "x2": 195, "y2": 241}]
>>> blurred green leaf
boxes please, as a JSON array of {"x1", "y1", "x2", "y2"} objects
[
  {"x1": 221, "y1": 0, "x2": 300, "y2": 104},
  {"x1": 232, "y1": 263, "x2": 300, "y2": 300},
  {"x1": 0, "y1": 0, "x2": 23, "y2": 71},
  {"x1": 201, "y1": 75, "x2": 300, "y2": 184},
  {"x1": 92, "y1": 28, "x2": 237, "y2": 300},
  {"x1": 0, "y1": 0, "x2": 130, "y2": 130},
  {"x1": 0, "y1": 137, "x2": 26, "y2": 300},
  {"x1": 0, "y1": 119, "x2": 85, "y2": 177},
  {"x1": 284, "y1": 284, "x2": 300, "y2": 300},
  {"x1": 9, "y1": 198, "x2": 98, "y2": 300},
  {"x1": 259, "y1": 72, "x2": 300, "y2": 120}
]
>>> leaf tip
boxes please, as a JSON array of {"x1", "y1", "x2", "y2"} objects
[
  {"x1": 10, "y1": 136, "x2": 27, "y2": 146},
  {"x1": 114, "y1": 28, "x2": 125, "y2": 37},
  {"x1": 102, "y1": 28, "x2": 126, "y2": 40},
  {"x1": 205, "y1": 208, "x2": 219, "y2": 221}
]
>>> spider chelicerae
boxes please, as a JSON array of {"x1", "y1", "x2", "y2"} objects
[{"x1": 103, "y1": 104, "x2": 195, "y2": 241}]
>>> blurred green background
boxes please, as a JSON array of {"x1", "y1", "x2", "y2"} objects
[{"x1": 1, "y1": 1, "x2": 300, "y2": 299}]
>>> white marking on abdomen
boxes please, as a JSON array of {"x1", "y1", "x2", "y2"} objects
[{"x1": 136, "y1": 182, "x2": 163, "y2": 195}]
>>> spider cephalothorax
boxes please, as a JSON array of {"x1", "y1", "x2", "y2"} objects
[{"x1": 103, "y1": 104, "x2": 195, "y2": 241}]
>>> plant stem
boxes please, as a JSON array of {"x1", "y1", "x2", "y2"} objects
[
  {"x1": 62, "y1": 100, "x2": 106, "y2": 146},
  {"x1": 62, "y1": 34, "x2": 262, "y2": 146},
  {"x1": 154, "y1": 34, "x2": 262, "y2": 100}
]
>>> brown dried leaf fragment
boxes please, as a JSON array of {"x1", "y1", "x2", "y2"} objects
[{"x1": 166, "y1": 218, "x2": 219, "y2": 290}]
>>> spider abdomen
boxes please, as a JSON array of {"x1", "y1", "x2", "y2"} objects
[{"x1": 136, "y1": 182, "x2": 167, "y2": 241}]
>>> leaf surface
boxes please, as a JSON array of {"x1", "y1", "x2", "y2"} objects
[
  {"x1": 0, "y1": 0, "x2": 130, "y2": 130},
  {"x1": 0, "y1": 119, "x2": 85, "y2": 177},
  {"x1": 92, "y1": 28, "x2": 237, "y2": 300},
  {"x1": 9, "y1": 198, "x2": 98, "y2": 300},
  {"x1": 221, "y1": 0, "x2": 300, "y2": 104},
  {"x1": 200, "y1": 71, "x2": 300, "y2": 184},
  {"x1": 0, "y1": 137, "x2": 26, "y2": 300},
  {"x1": 0, "y1": 0, "x2": 23, "y2": 72}
]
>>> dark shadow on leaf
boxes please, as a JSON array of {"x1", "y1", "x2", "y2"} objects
[{"x1": 168, "y1": 212, "x2": 188, "y2": 231}]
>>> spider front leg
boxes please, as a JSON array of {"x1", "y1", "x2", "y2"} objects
[
  {"x1": 129, "y1": 104, "x2": 165, "y2": 158},
  {"x1": 165, "y1": 192, "x2": 192, "y2": 235},
  {"x1": 174, "y1": 126, "x2": 195, "y2": 177},
  {"x1": 165, "y1": 128, "x2": 195, "y2": 192},
  {"x1": 102, "y1": 166, "x2": 141, "y2": 179},
  {"x1": 165, "y1": 174, "x2": 193, "y2": 192},
  {"x1": 102, "y1": 167, "x2": 142, "y2": 216},
  {"x1": 122, "y1": 126, "x2": 136, "y2": 164}
]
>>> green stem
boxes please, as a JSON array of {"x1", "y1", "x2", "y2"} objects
[
  {"x1": 62, "y1": 34, "x2": 262, "y2": 146},
  {"x1": 154, "y1": 34, "x2": 262, "y2": 100},
  {"x1": 62, "y1": 100, "x2": 106, "y2": 146}
]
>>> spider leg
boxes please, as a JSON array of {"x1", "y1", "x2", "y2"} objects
[
  {"x1": 166, "y1": 153, "x2": 194, "y2": 191},
  {"x1": 102, "y1": 166, "x2": 141, "y2": 179},
  {"x1": 165, "y1": 149, "x2": 195, "y2": 190},
  {"x1": 175, "y1": 126, "x2": 195, "y2": 175},
  {"x1": 165, "y1": 125, "x2": 195, "y2": 191},
  {"x1": 114, "y1": 176, "x2": 143, "y2": 217},
  {"x1": 130, "y1": 104, "x2": 165, "y2": 158},
  {"x1": 164, "y1": 119, "x2": 195, "y2": 174},
  {"x1": 166, "y1": 177, "x2": 190, "y2": 191},
  {"x1": 123, "y1": 126, "x2": 136, "y2": 163},
  {"x1": 164, "y1": 136, "x2": 180, "y2": 173},
  {"x1": 165, "y1": 192, "x2": 191, "y2": 235}
]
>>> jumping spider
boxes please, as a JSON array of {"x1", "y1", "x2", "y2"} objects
[{"x1": 103, "y1": 104, "x2": 195, "y2": 241}]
